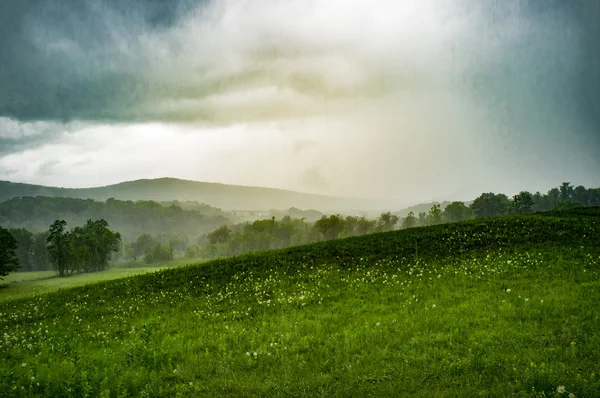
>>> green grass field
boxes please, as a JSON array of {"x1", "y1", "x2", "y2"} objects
[
  {"x1": 0, "y1": 256, "x2": 208, "y2": 302},
  {"x1": 1, "y1": 209, "x2": 599, "y2": 397},
  {"x1": 0, "y1": 268, "x2": 162, "y2": 302}
]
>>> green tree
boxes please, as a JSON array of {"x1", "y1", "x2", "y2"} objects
[
  {"x1": 46, "y1": 220, "x2": 71, "y2": 277},
  {"x1": 546, "y1": 188, "x2": 560, "y2": 209},
  {"x1": 356, "y1": 217, "x2": 376, "y2": 235},
  {"x1": 133, "y1": 234, "x2": 157, "y2": 259},
  {"x1": 511, "y1": 191, "x2": 534, "y2": 214},
  {"x1": 376, "y1": 212, "x2": 399, "y2": 232},
  {"x1": 559, "y1": 182, "x2": 574, "y2": 203},
  {"x1": 0, "y1": 226, "x2": 20, "y2": 279},
  {"x1": 70, "y1": 219, "x2": 121, "y2": 273},
  {"x1": 442, "y1": 202, "x2": 471, "y2": 223},
  {"x1": 572, "y1": 185, "x2": 590, "y2": 206},
  {"x1": 314, "y1": 215, "x2": 344, "y2": 240},
  {"x1": 418, "y1": 212, "x2": 428, "y2": 226},
  {"x1": 470, "y1": 193, "x2": 510, "y2": 218},
  {"x1": 207, "y1": 225, "x2": 232, "y2": 245},
  {"x1": 185, "y1": 244, "x2": 202, "y2": 259},
  {"x1": 402, "y1": 212, "x2": 417, "y2": 229},
  {"x1": 427, "y1": 204, "x2": 442, "y2": 225},
  {"x1": 144, "y1": 244, "x2": 174, "y2": 264}
]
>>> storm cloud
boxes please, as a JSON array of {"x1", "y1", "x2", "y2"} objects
[{"x1": 0, "y1": 0, "x2": 599, "y2": 203}]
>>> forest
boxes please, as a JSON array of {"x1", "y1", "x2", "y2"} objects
[
  {"x1": 0, "y1": 196, "x2": 229, "y2": 240},
  {"x1": 1, "y1": 182, "x2": 599, "y2": 277}
]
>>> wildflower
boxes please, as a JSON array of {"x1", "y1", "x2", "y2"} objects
[
  {"x1": 253, "y1": 352, "x2": 258, "y2": 357},
  {"x1": 569, "y1": 393, "x2": 576, "y2": 398},
  {"x1": 376, "y1": 322, "x2": 381, "y2": 327},
  {"x1": 432, "y1": 304, "x2": 436, "y2": 308},
  {"x1": 21, "y1": 363, "x2": 26, "y2": 368},
  {"x1": 506, "y1": 289, "x2": 511, "y2": 293},
  {"x1": 557, "y1": 385, "x2": 566, "y2": 394}
]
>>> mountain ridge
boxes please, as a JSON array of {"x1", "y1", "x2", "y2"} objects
[{"x1": 0, "y1": 178, "x2": 391, "y2": 212}]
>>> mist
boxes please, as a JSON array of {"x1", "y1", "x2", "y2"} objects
[{"x1": 0, "y1": 0, "x2": 599, "y2": 205}]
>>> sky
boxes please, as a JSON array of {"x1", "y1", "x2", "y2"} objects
[{"x1": 0, "y1": 0, "x2": 599, "y2": 206}]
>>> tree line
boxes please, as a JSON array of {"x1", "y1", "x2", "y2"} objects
[
  {"x1": 0, "y1": 219, "x2": 121, "y2": 279},
  {"x1": 2, "y1": 182, "x2": 599, "y2": 277},
  {"x1": 188, "y1": 182, "x2": 599, "y2": 260},
  {"x1": 0, "y1": 196, "x2": 228, "y2": 241}
]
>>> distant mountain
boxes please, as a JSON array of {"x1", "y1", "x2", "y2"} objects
[{"x1": 0, "y1": 178, "x2": 387, "y2": 212}]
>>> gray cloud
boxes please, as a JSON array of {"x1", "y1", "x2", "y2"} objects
[
  {"x1": 0, "y1": 0, "x2": 598, "y2": 202},
  {"x1": 0, "y1": 117, "x2": 84, "y2": 155},
  {"x1": 1, "y1": 0, "x2": 596, "y2": 128}
]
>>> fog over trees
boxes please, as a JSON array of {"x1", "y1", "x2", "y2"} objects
[{"x1": 1, "y1": 181, "x2": 597, "y2": 278}]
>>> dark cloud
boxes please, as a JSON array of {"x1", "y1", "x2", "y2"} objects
[
  {"x1": 0, "y1": 0, "x2": 598, "y2": 200},
  {"x1": 0, "y1": 0, "x2": 199, "y2": 122},
  {"x1": 0, "y1": 0, "x2": 597, "y2": 130}
]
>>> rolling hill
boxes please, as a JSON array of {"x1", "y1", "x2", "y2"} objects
[
  {"x1": 1, "y1": 208, "x2": 599, "y2": 396},
  {"x1": 0, "y1": 178, "x2": 388, "y2": 212}
]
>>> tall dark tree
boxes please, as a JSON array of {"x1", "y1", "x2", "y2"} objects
[
  {"x1": 47, "y1": 220, "x2": 71, "y2": 277},
  {"x1": 0, "y1": 226, "x2": 20, "y2": 279},
  {"x1": 559, "y1": 182, "x2": 574, "y2": 203}
]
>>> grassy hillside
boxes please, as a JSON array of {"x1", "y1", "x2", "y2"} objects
[
  {"x1": 1, "y1": 208, "x2": 599, "y2": 396},
  {"x1": 0, "y1": 178, "x2": 383, "y2": 211}
]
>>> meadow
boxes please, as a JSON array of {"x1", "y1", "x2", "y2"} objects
[
  {"x1": 1, "y1": 208, "x2": 599, "y2": 397},
  {"x1": 0, "y1": 257, "x2": 207, "y2": 302}
]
